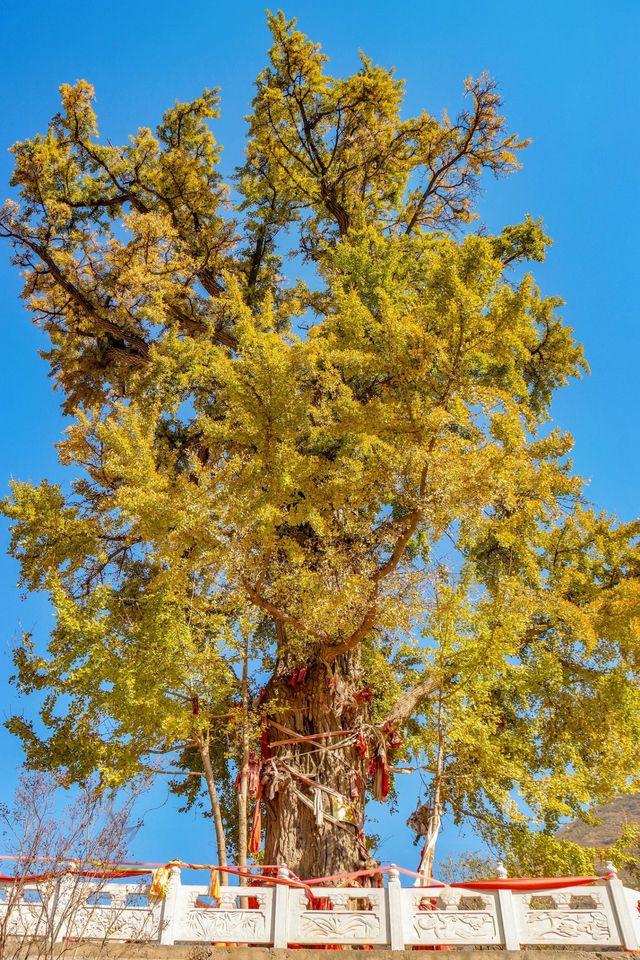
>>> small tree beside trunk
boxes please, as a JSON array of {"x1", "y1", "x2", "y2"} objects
[{"x1": 0, "y1": 773, "x2": 145, "y2": 960}]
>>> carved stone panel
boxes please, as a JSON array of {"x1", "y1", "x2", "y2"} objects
[
  {"x1": 67, "y1": 884, "x2": 163, "y2": 941},
  {"x1": 625, "y1": 885, "x2": 640, "y2": 943},
  {"x1": 182, "y1": 907, "x2": 267, "y2": 941},
  {"x1": 0, "y1": 901, "x2": 50, "y2": 938},
  {"x1": 524, "y1": 909, "x2": 612, "y2": 943},
  {"x1": 299, "y1": 910, "x2": 381, "y2": 941},
  {"x1": 69, "y1": 905, "x2": 162, "y2": 942},
  {"x1": 412, "y1": 910, "x2": 497, "y2": 943},
  {"x1": 287, "y1": 888, "x2": 387, "y2": 945},
  {"x1": 173, "y1": 885, "x2": 274, "y2": 944},
  {"x1": 401, "y1": 888, "x2": 501, "y2": 946},
  {"x1": 514, "y1": 885, "x2": 621, "y2": 947}
]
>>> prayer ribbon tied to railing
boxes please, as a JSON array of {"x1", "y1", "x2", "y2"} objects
[{"x1": 0, "y1": 854, "x2": 611, "y2": 893}]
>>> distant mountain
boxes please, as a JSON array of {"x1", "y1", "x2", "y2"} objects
[{"x1": 558, "y1": 795, "x2": 640, "y2": 849}]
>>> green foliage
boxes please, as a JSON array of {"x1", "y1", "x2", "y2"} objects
[
  {"x1": 1, "y1": 12, "x2": 639, "y2": 872},
  {"x1": 437, "y1": 851, "x2": 497, "y2": 884}
]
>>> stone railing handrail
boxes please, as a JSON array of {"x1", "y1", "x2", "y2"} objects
[{"x1": 1, "y1": 863, "x2": 638, "y2": 950}]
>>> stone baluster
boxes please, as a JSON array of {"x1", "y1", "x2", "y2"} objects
[
  {"x1": 386, "y1": 865, "x2": 405, "y2": 950},
  {"x1": 53, "y1": 861, "x2": 78, "y2": 944},
  {"x1": 493, "y1": 860, "x2": 519, "y2": 950},
  {"x1": 159, "y1": 863, "x2": 182, "y2": 945},
  {"x1": 605, "y1": 861, "x2": 640, "y2": 951},
  {"x1": 273, "y1": 865, "x2": 291, "y2": 948}
]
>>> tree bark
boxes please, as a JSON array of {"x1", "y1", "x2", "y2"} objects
[{"x1": 262, "y1": 653, "x2": 377, "y2": 880}]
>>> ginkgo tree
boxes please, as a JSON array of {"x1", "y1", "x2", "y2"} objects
[{"x1": 2, "y1": 11, "x2": 640, "y2": 880}]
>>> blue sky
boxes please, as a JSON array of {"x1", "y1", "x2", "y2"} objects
[{"x1": 0, "y1": 0, "x2": 638, "y2": 875}]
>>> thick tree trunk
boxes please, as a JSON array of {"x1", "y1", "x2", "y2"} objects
[{"x1": 262, "y1": 653, "x2": 377, "y2": 880}]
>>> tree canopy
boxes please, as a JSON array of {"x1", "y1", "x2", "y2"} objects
[{"x1": 2, "y1": 11, "x2": 640, "y2": 878}]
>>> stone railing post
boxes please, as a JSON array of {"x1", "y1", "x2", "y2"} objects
[
  {"x1": 386, "y1": 865, "x2": 404, "y2": 950},
  {"x1": 273, "y1": 866, "x2": 291, "y2": 948},
  {"x1": 53, "y1": 861, "x2": 78, "y2": 943},
  {"x1": 494, "y1": 861, "x2": 520, "y2": 950},
  {"x1": 605, "y1": 861, "x2": 640, "y2": 951},
  {"x1": 497, "y1": 889, "x2": 520, "y2": 950},
  {"x1": 159, "y1": 863, "x2": 182, "y2": 945}
]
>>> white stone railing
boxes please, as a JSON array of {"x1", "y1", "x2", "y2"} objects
[{"x1": 2, "y1": 865, "x2": 640, "y2": 950}]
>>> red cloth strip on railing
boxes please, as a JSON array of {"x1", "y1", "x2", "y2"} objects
[
  {"x1": 305, "y1": 866, "x2": 389, "y2": 885},
  {"x1": 450, "y1": 875, "x2": 606, "y2": 891},
  {"x1": 0, "y1": 855, "x2": 168, "y2": 868},
  {"x1": 391, "y1": 865, "x2": 609, "y2": 890},
  {"x1": 181, "y1": 863, "x2": 312, "y2": 894},
  {"x1": 0, "y1": 868, "x2": 152, "y2": 884},
  {"x1": 77, "y1": 869, "x2": 153, "y2": 879},
  {"x1": 306, "y1": 865, "x2": 609, "y2": 890},
  {"x1": 0, "y1": 856, "x2": 296, "y2": 872},
  {"x1": 0, "y1": 856, "x2": 611, "y2": 892},
  {"x1": 0, "y1": 871, "x2": 67, "y2": 883}
]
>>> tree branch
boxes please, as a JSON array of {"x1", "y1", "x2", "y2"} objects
[
  {"x1": 3, "y1": 229, "x2": 150, "y2": 365},
  {"x1": 241, "y1": 577, "x2": 331, "y2": 646},
  {"x1": 383, "y1": 672, "x2": 444, "y2": 726}
]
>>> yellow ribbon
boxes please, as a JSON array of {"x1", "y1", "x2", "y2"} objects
[
  {"x1": 209, "y1": 868, "x2": 221, "y2": 901},
  {"x1": 149, "y1": 866, "x2": 170, "y2": 900}
]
